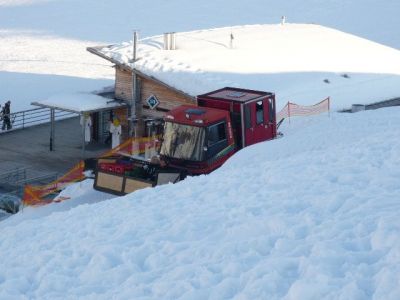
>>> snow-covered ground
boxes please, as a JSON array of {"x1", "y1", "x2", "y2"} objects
[
  {"x1": 2, "y1": 1, "x2": 400, "y2": 298},
  {"x1": 2, "y1": 179, "x2": 114, "y2": 227},
  {"x1": 99, "y1": 23, "x2": 400, "y2": 110},
  {"x1": 1, "y1": 108, "x2": 400, "y2": 299},
  {"x1": 1, "y1": 0, "x2": 400, "y2": 111},
  {"x1": 0, "y1": 29, "x2": 113, "y2": 111}
]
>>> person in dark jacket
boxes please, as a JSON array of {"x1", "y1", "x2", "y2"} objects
[{"x1": 1, "y1": 101, "x2": 12, "y2": 131}]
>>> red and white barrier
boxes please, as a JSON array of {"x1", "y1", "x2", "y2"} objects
[{"x1": 277, "y1": 97, "x2": 330, "y2": 123}]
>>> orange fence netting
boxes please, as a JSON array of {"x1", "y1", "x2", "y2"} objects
[
  {"x1": 23, "y1": 161, "x2": 85, "y2": 206},
  {"x1": 22, "y1": 135, "x2": 162, "y2": 206},
  {"x1": 101, "y1": 135, "x2": 161, "y2": 158},
  {"x1": 277, "y1": 97, "x2": 330, "y2": 124}
]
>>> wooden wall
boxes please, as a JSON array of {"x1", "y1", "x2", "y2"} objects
[
  {"x1": 114, "y1": 66, "x2": 196, "y2": 138},
  {"x1": 114, "y1": 66, "x2": 195, "y2": 109},
  {"x1": 115, "y1": 67, "x2": 132, "y2": 102},
  {"x1": 140, "y1": 76, "x2": 195, "y2": 110}
]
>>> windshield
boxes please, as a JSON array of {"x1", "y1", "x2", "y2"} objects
[{"x1": 160, "y1": 122, "x2": 206, "y2": 161}]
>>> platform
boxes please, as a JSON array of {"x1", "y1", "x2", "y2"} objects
[{"x1": 0, "y1": 117, "x2": 109, "y2": 176}]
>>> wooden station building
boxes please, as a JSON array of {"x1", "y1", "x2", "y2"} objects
[{"x1": 87, "y1": 42, "x2": 195, "y2": 142}]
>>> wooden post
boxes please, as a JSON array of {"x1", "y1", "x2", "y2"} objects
[
  {"x1": 131, "y1": 71, "x2": 144, "y2": 137},
  {"x1": 129, "y1": 31, "x2": 139, "y2": 137},
  {"x1": 129, "y1": 71, "x2": 137, "y2": 137}
]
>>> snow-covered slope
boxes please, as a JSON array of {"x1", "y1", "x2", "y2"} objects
[
  {"x1": 2, "y1": 1, "x2": 400, "y2": 298},
  {"x1": 1, "y1": 108, "x2": 400, "y2": 299},
  {"x1": 0, "y1": 30, "x2": 113, "y2": 111},
  {"x1": 1, "y1": 1, "x2": 400, "y2": 111}
]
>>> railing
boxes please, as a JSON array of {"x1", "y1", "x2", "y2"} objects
[
  {"x1": 15, "y1": 172, "x2": 59, "y2": 186},
  {"x1": 0, "y1": 168, "x2": 59, "y2": 199},
  {"x1": 0, "y1": 167, "x2": 29, "y2": 185},
  {"x1": 0, "y1": 107, "x2": 77, "y2": 134}
]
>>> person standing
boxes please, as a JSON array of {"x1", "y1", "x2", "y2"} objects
[
  {"x1": 109, "y1": 118, "x2": 122, "y2": 149},
  {"x1": 1, "y1": 101, "x2": 12, "y2": 131},
  {"x1": 80, "y1": 113, "x2": 92, "y2": 143},
  {"x1": 104, "y1": 117, "x2": 113, "y2": 145}
]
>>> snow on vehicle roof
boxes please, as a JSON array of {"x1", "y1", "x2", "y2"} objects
[{"x1": 96, "y1": 23, "x2": 400, "y2": 110}]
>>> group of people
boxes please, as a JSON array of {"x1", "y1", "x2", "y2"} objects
[{"x1": 0, "y1": 100, "x2": 12, "y2": 131}]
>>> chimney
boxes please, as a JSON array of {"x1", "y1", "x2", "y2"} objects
[
  {"x1": 132, "y1": 30, "x2": 138, "y2": 62},
  {"x1": 163, "y1": 32, "x2": 176, "y2": 50}
]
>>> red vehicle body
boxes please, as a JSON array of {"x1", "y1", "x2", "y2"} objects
[
  {"x1": 94, "y1": 87, "x2": 277, "y2": 195},
  {"x1": 162, "y1": 87, "x2": 277, "y2": 174}
]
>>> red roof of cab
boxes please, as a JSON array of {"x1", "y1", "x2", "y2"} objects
[
  {"x1": 197, "y1": 87, "x2": 273, "y2": 103},
  {"x1": 166, "y1": 105, "x2": 229, "y2": 126}
]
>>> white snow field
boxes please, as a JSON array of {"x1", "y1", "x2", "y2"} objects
[
  {"x1": 1, "y1": 0, "x2": 400, "y2": 111},
  {"x1": 0, "y1": 29, "x2": 113, "y2": 112},
  {"x1": 2, "y1": 1, "x2": 400, "y2": 299},
  {"x1": 1, "y1": 108, "x2": 400, "y2": 299},
  {"x1": 98, "y1": 23, "x2": 400, "y2": 110}
]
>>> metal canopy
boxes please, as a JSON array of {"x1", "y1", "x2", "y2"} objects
[
  {"x1": 31, "y1": 94, "x2": 127, "y2": 157},
  {"x1": 31, "y1": 98, "x2": 127, "y2": 114}
]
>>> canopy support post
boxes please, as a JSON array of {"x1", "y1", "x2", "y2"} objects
[
  {"x1": 81, "y1": 114, "x2": 86, "y2": 159},
  {"x1": 49, "y1": 108, "x2": 55, "y2": 151}
]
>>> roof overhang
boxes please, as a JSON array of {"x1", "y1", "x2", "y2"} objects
[
  {"x1": 32, "y1": 93, "x2": 127, "y2": 114},
  {"x1": 87, "y1": 45, "x2": 132, "y2": 70},
  {"x1": 87, "y1": 46, "x2": 196, "y2": 102}
]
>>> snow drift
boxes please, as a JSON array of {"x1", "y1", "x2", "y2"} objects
[{"x1": 1, "y1": 108, "x2": 400, "y2": 299}]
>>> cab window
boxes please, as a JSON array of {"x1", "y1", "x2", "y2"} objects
[
  {"x1": 268, "y1": 98, "x2": 274, "y2": 122},
  {"x1": 244, "y1": 105, "x2": 251, "y2": 129},
  {"x1": 208, "y1": 122, "x2": 226, "y2": 146},
  {"x1": 256, "y1": 101, "x2": 264, "y2": 124}
]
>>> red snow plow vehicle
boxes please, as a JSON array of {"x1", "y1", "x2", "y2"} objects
[{"x1": 94, "y1": 87, "x2": 277, "y2": 195}]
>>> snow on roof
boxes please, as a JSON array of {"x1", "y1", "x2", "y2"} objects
[
  {"x1": 97, "y1": 23, "x2": 400, "y2": 110},
  {"x1": 32, "y1": 92, "x2": 126, "y2": 113}
]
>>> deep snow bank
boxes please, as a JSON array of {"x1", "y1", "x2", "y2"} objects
[{"x1": 1, "y1": 108, "x2": 400, "y2": 299}]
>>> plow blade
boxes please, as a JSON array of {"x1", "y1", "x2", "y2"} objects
[{"x1": 94, "y1": 165, "x2": 183, "y2": 196}]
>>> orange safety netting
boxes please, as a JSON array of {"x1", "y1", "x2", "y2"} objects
[
  {"x1": 22, "y1": 135, "x2": 162, "y2": 206},
  {"x1": 101, "y1": 135, "x2": 161, "y2": 158},
  {"x1": 277, "y1": 97, "x2": 330, "y2": 123},
  {"x1": 22, "y1": 161, "x2": 85, "y2": 206}
]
